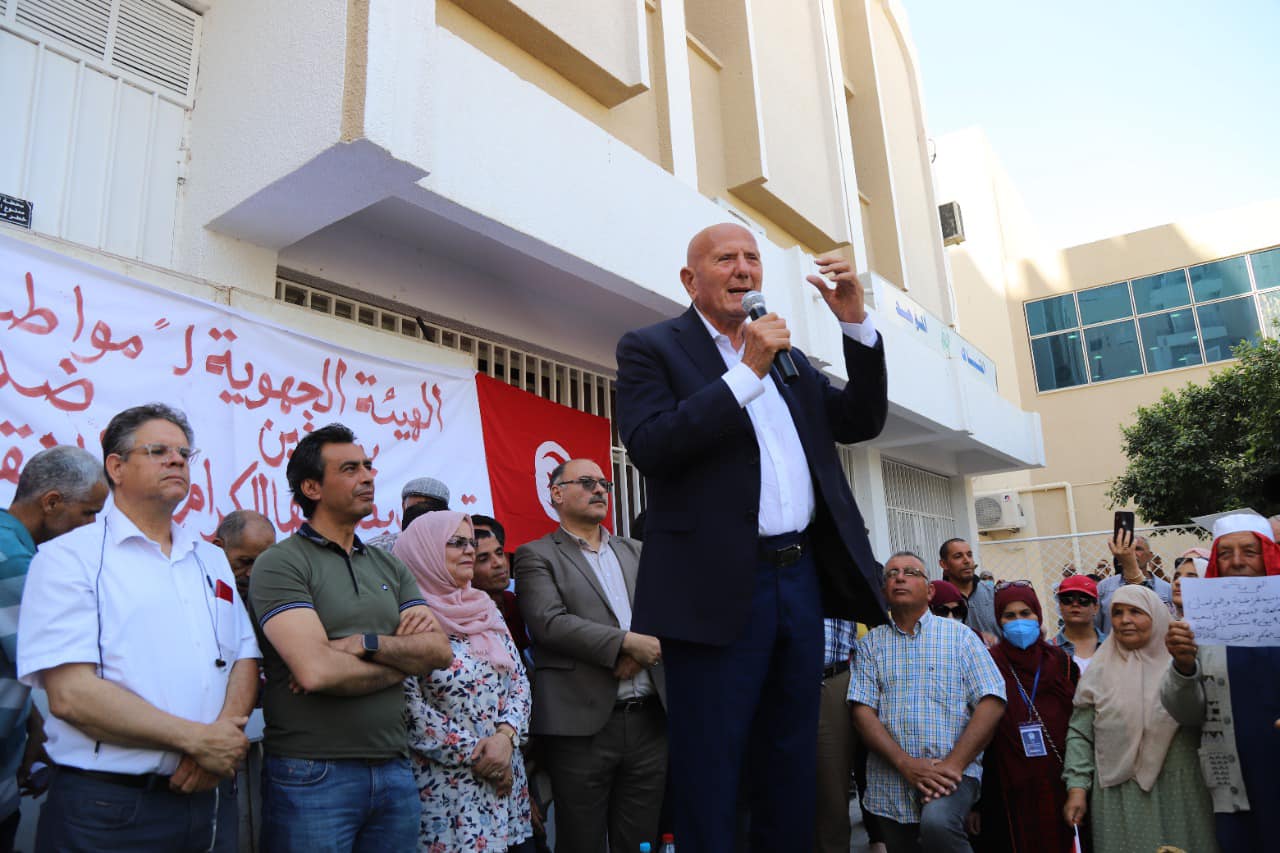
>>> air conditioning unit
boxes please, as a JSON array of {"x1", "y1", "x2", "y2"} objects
[
  {"x1": 974, "y1": 491, "x2": 1024, "y2": 532},
  {"x1": 939, "y1": 201, "x2": 965, "y2": 246}
]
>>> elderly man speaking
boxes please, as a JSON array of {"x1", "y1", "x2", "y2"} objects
[{"x1": 615, "y1": 223, "x2": 888, "y2": 851}]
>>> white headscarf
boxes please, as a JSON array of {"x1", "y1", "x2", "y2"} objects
[{"x1": 1073, "y1": 585, "x2": 1179, "y2": 791}]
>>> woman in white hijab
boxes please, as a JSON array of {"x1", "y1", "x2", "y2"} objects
[{"x1": 1060, "y1": 585, "x2": 1217, "y2": 853}]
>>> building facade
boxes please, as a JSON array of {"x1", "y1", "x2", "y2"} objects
[
  {"x1": 936, "y1": 127, "x2": 1280, "y2": 542},
  {"x1": 1, "y1": 0, "x2": 1041, "y2": 565}
]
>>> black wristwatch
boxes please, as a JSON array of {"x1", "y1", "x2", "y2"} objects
[{"x1": 360, "y1": 633, "x2": 380, "y2": 661}]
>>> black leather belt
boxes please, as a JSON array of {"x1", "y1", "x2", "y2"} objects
[
  {"x1": 822, "y1": 660, "x2": 850, "y2": 681},
  {"x1": 759, "y1": 531, "x2": 809, "y2": 567},
  {"x1": 614, "y1": 695, "x2": 660, "y2": 713},
  {"x1": 59, "y1": 765, "x2": 171, "y2": 791}
]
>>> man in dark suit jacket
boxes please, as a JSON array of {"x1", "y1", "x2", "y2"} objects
[
  {"x1": 514, "y1": 457, "x2": 667, "y2": 853},
  {"x1": 614, "y1": 223, "x2": 889, "y2": 852}
]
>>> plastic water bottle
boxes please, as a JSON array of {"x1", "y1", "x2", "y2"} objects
[{"x1": 660, "y1": 834, "x2": 676, "y2": 853}]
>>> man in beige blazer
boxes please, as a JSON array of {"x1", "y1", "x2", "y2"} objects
[{"x1": 514, "y1": 457, "x2": 667, "y2": 853}]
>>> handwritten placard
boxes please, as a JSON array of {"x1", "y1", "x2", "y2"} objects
[
  {"x1": 0, "y1": 233, "x2": 492, "y2": 539},
  {"x1": 1181, "y1": 576, "x2": 1280, "y2": 647}
]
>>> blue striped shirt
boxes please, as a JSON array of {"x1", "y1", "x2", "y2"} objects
[
  {"x1": 0, "y1": 510, "x2": 35, "y2": 819},
  {"x1": 848, "y1": 610, "x2": 1005, "y2": 824}
]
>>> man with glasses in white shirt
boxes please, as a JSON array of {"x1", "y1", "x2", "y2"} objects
[
  {"x1": 18, "y1": 404, "x2": 262, "y2": 852},
  {"x1": 515, "y1": 457, "x2": 667, "y2": 853}
]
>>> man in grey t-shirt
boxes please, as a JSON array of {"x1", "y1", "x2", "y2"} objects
[{"x1": 938, "y1": 538, "x2": 998, "y2": 642}]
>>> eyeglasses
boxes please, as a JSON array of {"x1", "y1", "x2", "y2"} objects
[
  {"x1": 125, "y1": 443, "x2": 199, "y2": 462},
  {"x1": 1057, "y1": 593, "x2": 1096, "y2": 607},
  {"x1": 931, "y1": 603, "x2": 967, "y2": 620},
  {"x1": 554, "y1": 477, "x2": 614, "y2": 493},
  {"x1": 445, "y1": 536, "x2": 478, "y2": 550},
  {"x1": 995, "y1": 579, "x2": 1033, "y2": 590},
  {"x1": 883, "y1": 566, "x2": 927, "y2": 580}
]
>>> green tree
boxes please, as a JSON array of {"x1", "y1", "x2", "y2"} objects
[{"x1": 1109, "y1": 336, "x2": 1280, "y2": 525}]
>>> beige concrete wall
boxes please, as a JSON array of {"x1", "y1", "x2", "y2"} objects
[
  {"x1": 437, "y1": 0, "x2": 664, "y2": 168},
  {"x1": 960, "y1": 193, "x2": 1280, "y2": 536},
  {"x1": 868, "y1": 2, "x2": 949, "y2": 320}
]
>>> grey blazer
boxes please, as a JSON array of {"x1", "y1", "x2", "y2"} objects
[{"x1": 514, "y1": 528, "x2": 666, "y2": 737}]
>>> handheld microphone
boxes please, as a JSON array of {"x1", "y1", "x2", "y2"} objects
[{"x1": 741, "y1": 292, "x2": 799, "y2": 384}]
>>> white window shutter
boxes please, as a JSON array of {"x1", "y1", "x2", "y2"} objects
[
  {"x1": 15, "y1": 0, "x2": 112, "y2": 58},
  {"x1": 112, "y1": 0, "x2": 199, "y2": 98}
]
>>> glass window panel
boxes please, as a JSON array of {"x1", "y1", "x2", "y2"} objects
[
  {"x1": 1077, "y1": 282, "x2": 1132, "y2": 325},
  {"x1": 1031, "y1": 332, "x2": 1087, "y2": 391},
  {"x1": 1131, "y1": 270, "x2": 1190, "y2": 313},
  {"x1": 1025, "y1": 294, "x2": 1078, "y2": 337},
  {"x1": 1197, "y1": 297, "x2": 1261, "y2": 362},
  {"x1": 1138, "y1": 310, "x2": 1203, "y2": 372},
  {"x1": 1083, "y1": 320, "x2": 1143, "y2": 382},
  {"x1": 1190, "y1": 256, "x2": 1251, "y2": 302},
  {"x1": 1251, "y1": 247, "x2": 1280, "y2": 290},
  {"x1": 1259, "y1": 290, "x2": 1280, "y2": 337}
]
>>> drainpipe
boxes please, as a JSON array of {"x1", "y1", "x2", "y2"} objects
[{"x1": 1011, "y1": 481, "x2": 1080, "y2": 571}]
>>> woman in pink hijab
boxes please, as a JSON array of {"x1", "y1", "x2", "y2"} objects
[{"x1": 394, "y1": 511, "x2": 532, "y2": 852}]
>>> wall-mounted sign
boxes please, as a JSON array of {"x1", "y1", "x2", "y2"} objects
[{"x1": 0, "y1": 194, "x2": 33, "y2": 230}]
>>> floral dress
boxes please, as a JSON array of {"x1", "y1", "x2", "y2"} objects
[{"x1": 405, "y1": 631, "x2": 533, "y2": 852}]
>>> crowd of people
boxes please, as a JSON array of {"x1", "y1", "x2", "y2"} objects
[{"x1": 0, "y1": 220, "x2": 1277, "y2": 853}]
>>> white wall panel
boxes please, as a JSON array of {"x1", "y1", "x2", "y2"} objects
[
  {"x1": 25, "y1": 48, "x2": 77, "y2": 235},
  {"x1": 63, "y1": 66, "x2": 115, "y2": 246},
  {"x1": 3, "y1": 23, "x2": 186, "y2": 265},
  {"x1": 0, "y1": 31, "x2": 37, "y2": 195}
]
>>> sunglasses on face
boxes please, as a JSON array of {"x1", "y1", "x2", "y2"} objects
[
  {"x1": 554, "y1": 477, "x2": 614, "y2": 493},
  {"x1": 1057, "y1": 593, "x2": 1096, "y2": 607},
  {"x1": 931, "y1": 603, "x2": 967, "y2": 620},
  {"x1": 995, "y1": 579, "x2": 1033, "y2": 590}
]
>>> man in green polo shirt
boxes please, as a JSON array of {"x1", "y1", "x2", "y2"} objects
[{"x1": 250, "y1": 423, "x2": 452, "y2": 852}]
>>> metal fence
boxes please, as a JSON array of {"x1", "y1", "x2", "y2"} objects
[{"x1": 978, "y1": 525, "x2": 1210, "y2": 628}]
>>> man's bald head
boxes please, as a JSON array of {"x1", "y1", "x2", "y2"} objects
[
  {"x1": 214, "y1": 509, "x2": 276, "y2": 593},
  {"x1": 686, "y1": 222, "x2": 757, "y2": 268},
  {"x1": 681, "y1": 223, "x2": 764, "y2": 335}
]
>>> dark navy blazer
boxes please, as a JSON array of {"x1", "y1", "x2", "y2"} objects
[{"x1": 615, "y1": 306, "x2": 890, "y2": 646}]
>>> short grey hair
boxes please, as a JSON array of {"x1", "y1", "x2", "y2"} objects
[
  {"x1": 100, "y1": 404, "x2": 194, "y2": 488},
  {"x1": 13, "y1": 446, "x2": 106, "y2": 503},
  {"x1": 214, "y1": 509, "x2": 275, "y2": 544}
]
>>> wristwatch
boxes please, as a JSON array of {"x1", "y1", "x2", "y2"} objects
[{"x1": 360, "y1": 633, "x2": 380, "y2": 661}]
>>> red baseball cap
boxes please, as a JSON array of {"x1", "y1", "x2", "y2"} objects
[{"x1": 1057, "y1": 574, "x2": 1098, "y2": 600}]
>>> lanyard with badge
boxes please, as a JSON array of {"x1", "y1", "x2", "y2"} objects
[{"x1": 1007, "y1": 661, "x2": 1063, "y2": 764}]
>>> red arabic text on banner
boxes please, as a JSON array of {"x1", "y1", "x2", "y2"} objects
[{"x1": 475, "y1": 373, "x2": 613, "y2": 551}]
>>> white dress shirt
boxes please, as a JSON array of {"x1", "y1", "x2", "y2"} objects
[
  {"x1": 18, "y1": 508, "x2": 260, "y2": 774},
  {"x1": 564, "y1": 526, "x2": 653, "y2": 700},
  {"x1": 695, "y1": 307, "x2": 879, "y2": 537}
]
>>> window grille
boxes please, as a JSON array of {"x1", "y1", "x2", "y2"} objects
[
  {"x1": 880, "y1": 457, "x2": 955, "y2": 576},
  {"x1": 274, "y1": 276, "x2": 646, "y2": 532}
]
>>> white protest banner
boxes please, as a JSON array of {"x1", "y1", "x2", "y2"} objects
[
  {"x1": 1180, "y1": 576, "x2": 1280, "y2": 647},
  {"x1": 0, "y1": 234, "x2": 492, "y2": 539}
]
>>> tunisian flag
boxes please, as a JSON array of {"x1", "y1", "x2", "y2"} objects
[{"x1": 476, "y1": 374, "x2": 614, "y2": 550}]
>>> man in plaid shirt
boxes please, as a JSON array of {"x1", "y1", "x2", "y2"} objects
[{"x1": 849, "y1": 551, "x2": 1005, "y2": 853}]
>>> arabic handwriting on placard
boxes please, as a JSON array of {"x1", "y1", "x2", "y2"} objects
[
  {"x1": 0, "y1": 448, "x2": 22, "y2": 483},
  {"x1": 0, "y1": 350, "x2": 93, "y2": 412},
  {"x1": 1, "y1": 273, "x2": 58, "y2": 336},
  {"x1": 173, "y1": 325, "x2": 195, "y2": 376},
  {"x1": 1182, "y1": 576, "x2": 1280, "y2": 647},
  {"x1": 70, "y1": 321, "x2": 144, "y2": 364}
]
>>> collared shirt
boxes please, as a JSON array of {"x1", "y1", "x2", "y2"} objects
[
  {"x1": 0, "y1": 510, "x2": 36, "y2": 817},
  {"x1": 1095, "y1": 571, "x2": 1172, "y2": 635},
  {"x1": 1051, "y1": 627, "x2": 1104, "y2": 675},
  {"x1": 563, "y1": 526, "x2": 652, "y2": 700},
  {"x1": 848, "y1": 610, "x2": 1006, "y2": 825},
  {"x1": 961, "y1": 579, "x2": 998, "y2": 637},
  {"x1": 18, "y1": 508, "x2": 260, "y2": 774},
  {"x1": 695, "y1": 307, "x2": 879, "y2": 537},
  {"x1": 251, "y1": 523, "x2": 428, "y2": 759},
  {"x1": 824, "y1": 618, "x2": 858, "y2": 668}
]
